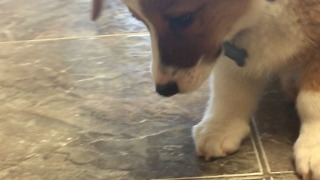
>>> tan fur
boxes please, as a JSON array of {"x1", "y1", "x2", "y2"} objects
[
  {"x1": 138, "y1": 0, "x2": 251, "y2": 68},
  {"x1": 297, "y1": 0, "x2": 320, "y2": 46},
  {"x1": 92, "y1": 0, "x2": 104, "y2": 20},
  {"x1": 293, "y1": 0, "x2": 320, "y2": 92}
]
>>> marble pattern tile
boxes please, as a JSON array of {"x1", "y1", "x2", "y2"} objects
[
  {"x1": 0, "y1": 0, "x2": 146, "y2": 42},
  {"x1": 0, "y1": 36, "x2": 261, "y2": 180},
  {"x1": 271, "y1": 173, "x2": 300, "y2": 180}
]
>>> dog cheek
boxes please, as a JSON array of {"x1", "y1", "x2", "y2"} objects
[
  {"x1": 177, "y1": 70, "x2": 201, "y2": 93},
  {"x1": 178, "y1": 62, "x2": 215, "y2": 93}
]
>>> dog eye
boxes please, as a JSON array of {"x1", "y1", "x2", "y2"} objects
[{"x1": 168, "y1": 13, "x2": 194, "y2": 30}]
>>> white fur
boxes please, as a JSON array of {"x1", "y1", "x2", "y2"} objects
[
  {"x1": 295, "y1": 91, "x2": 320, "y2": 179},
  {"x1": 193, "y1": 61, "x2": 265, "y2": 159}
]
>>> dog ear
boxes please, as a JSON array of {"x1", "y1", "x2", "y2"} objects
[{"x1": 92, "y1": 0, "x2": 104, "y2": 21}]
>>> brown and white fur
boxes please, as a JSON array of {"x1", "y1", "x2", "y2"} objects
[{"x1": 93, "y1": 0, "x2": 320, "y2": 179}]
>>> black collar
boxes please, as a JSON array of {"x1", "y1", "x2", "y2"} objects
[{"x1": 223, "y1": 42, "x2": 248, "y2": 67}]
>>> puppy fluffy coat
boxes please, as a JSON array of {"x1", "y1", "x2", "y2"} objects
[{"x1": 93, "y1": 0, "x2": 320, "y2": 179}]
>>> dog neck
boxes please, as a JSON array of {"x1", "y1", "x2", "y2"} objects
[
  {"x1": 221, "y1": 0, "x2": 308, "y2": 77},
  {"x1": 219, "y1": 1, "x2": 266, "y2": 68}
]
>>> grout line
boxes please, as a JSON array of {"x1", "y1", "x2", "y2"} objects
[
  {"x1": 250, "y1": 129, "x2": 264, "y2": 174},
  {"x1": 250, "y1": 118, "x2": 272, "y2": 174},
  {"x1": 270, "y1": 171, "x2": 295, "y2": 175},
  {"x1": 269, "y1": 171, "x2": 299, "y2": 180},
  {"x1": 0, "y1": 32, "x2": 149, "y2": 44},
  {"x1": 153, "y1": 173, "x2": 264, "y2": 180}
]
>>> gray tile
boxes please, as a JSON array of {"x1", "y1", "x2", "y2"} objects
[
  {"x1": 271, "y1": 173, "x2": 300, "y2": 180},
  {"x1": 155, "y1": 176, "x2": 267, "y2": 180},
  {"x1": 0, "y1": 0, "x2": 146, "y2": 42},
  {"x1": 0, "y1": 35, "x2": 261, "y2": 179},
  {"x1": 254, "y1": 85, "x2": 300, "y2": 172}
]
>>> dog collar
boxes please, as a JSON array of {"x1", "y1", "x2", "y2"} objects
[{"x1": 223, "y1": 42, "x2": 248, "y2": 67}]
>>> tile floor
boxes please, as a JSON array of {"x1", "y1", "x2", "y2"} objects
[{"x1": 0, "y1": 1, "x2": 301, "y2": 180}]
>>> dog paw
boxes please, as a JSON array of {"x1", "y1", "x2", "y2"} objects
[
  {"x1": 192, "y1": 120, "x2": 250, "y2": 160},
  {"x1": 294, "y1": 131, "x2": 320, "y2": 180}
]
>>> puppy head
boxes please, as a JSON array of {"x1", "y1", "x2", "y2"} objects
[{"x1": 122, "y1": 0, "x2": 257, "y2": 96}]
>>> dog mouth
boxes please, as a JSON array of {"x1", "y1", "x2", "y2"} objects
[{"x1": 153, "y1": 45, "x2": 224, "y2": 97}]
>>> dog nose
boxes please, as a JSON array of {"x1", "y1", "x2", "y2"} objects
[{"x1": 156, "y1": 82, "x2": 179, "y2": 97}]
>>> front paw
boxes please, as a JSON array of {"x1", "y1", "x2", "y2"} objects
[
  {"x1": 192, "y1": 120, "x2": 250, "y2": 160},
  {"x1": 294, "y1": 131, "x2": 320, "y2": 180}
]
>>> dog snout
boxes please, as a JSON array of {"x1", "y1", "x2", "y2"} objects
[{"x1": 156, "y1": 82, "x2": 179, "y2": 97}]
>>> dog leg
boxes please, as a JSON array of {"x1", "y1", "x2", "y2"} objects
[
  {"x1": 192, "y1": 63, "x2": 265, "y2": 160},
  {"x1": 294, "y1": 61, "x2": 320, "y2": 180}
]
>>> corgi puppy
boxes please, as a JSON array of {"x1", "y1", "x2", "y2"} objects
[{"x1": 93, "y1": 0, "x2": 320, "y2": 179}]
